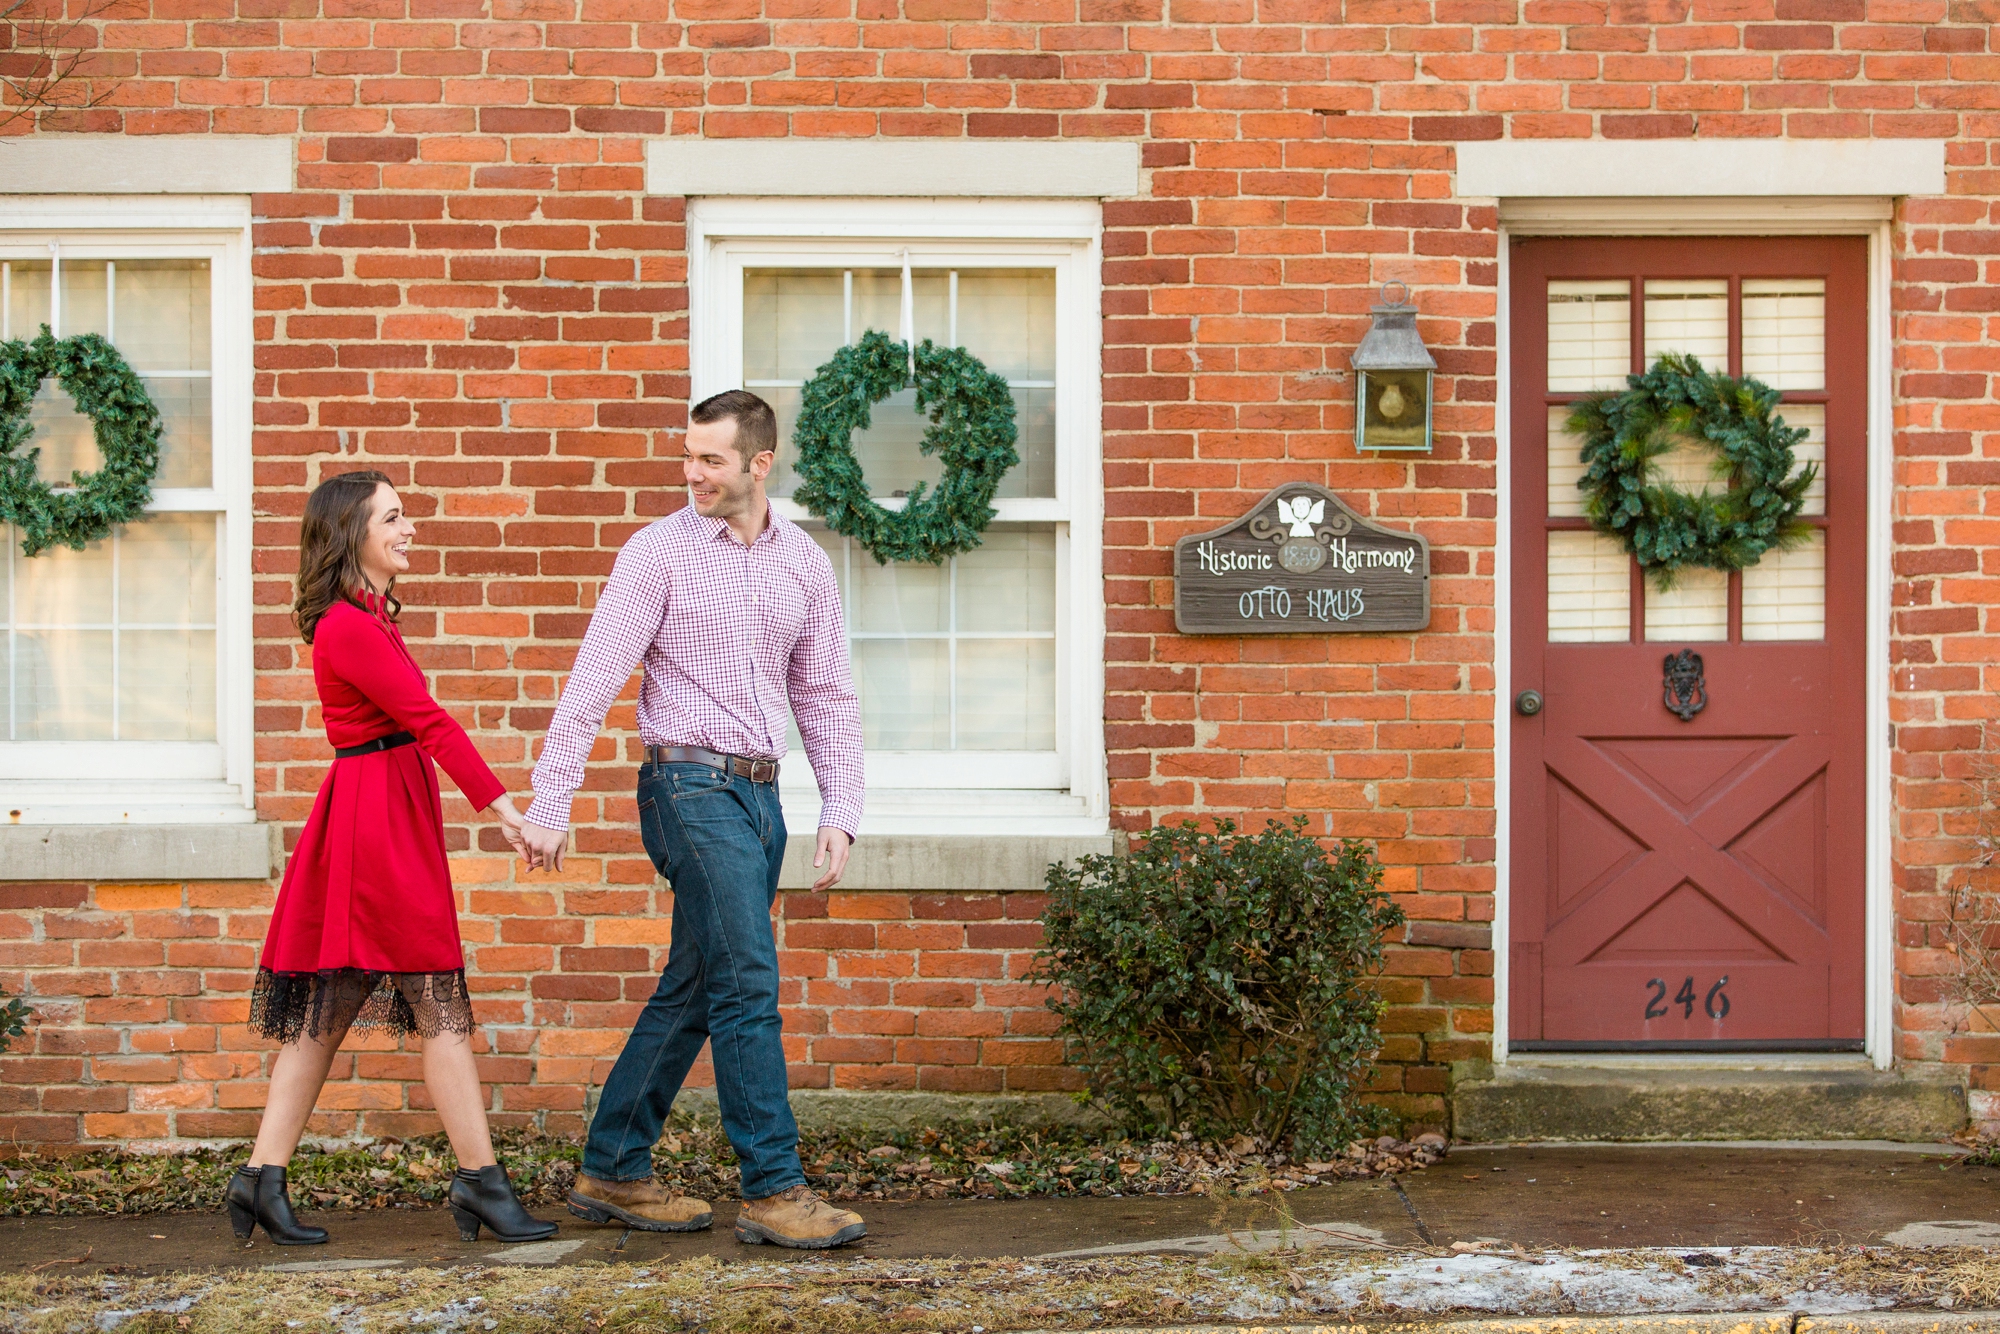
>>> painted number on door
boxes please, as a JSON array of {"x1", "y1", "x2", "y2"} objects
[{"x1": 1643, "y1": 976, "x2": 1731, "y2": 1021}]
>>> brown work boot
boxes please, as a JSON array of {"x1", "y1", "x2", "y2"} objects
[
  {"x1": 567, "y1": 1174, "x2": 712, "y2": 1232},
  {"x1": 735, "y1": 1183, "x2": 868, "y2": 1249}
]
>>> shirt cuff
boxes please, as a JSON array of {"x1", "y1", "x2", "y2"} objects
[
  {"x1": 523, "y1": 793, "x2": 573, "y2": 831},
  {"x1": 816, "y1": 799, "x2": 862, "y2": 844}
]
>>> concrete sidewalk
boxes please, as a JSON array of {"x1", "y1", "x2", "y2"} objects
[{"x1": 0, "y1": 1142, "x2": 1989, "y2": 1275}]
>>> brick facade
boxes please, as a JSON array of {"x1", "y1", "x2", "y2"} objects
[{"x1": 2, "y1": 0, "x2": 1997, "y2": 1145}]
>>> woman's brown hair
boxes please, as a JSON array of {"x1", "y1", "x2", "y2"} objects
[{"x1": 294, "y1": 469, "x2": 400, "y2": 644}]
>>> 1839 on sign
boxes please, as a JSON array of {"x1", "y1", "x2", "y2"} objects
[{"x1": 1172, "y1": 483, "x2": 1430, "y2": 635}]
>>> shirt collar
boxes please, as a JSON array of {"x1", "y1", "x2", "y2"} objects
[{"x1": 698, "y1": 501, "x2": 782, "y2": 548}]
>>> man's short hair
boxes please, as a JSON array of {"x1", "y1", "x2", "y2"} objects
[{"x1": 691, "y1": 389, "x2": 778, "y2": 467}]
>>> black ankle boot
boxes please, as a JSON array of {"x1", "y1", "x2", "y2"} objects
[
  {"x1": 449, "y1": 1165, "x2": 558, "y2": 1243},
  {"x1": 224, "y1": 1164, "x2": 328, "y2": 1246}
]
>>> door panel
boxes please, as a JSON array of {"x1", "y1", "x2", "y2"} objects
[{"x1": 1509, "y1": 236, "x2": 1867, "y2": 1049}]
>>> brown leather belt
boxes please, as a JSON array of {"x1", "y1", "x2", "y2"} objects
[{"x1": 646, "y1": 744, "x2": 779, "y2": 784}]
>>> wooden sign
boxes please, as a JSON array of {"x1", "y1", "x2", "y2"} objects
[{"x1": 1173, "y1": 483, "x2": 1430, "y2": 634}]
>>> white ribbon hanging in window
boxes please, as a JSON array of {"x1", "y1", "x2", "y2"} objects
[{"x1": 898, "y1": 249, "x2": 915, "y2": 377}]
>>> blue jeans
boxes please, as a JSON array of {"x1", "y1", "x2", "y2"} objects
[{"x1": 580, "y1": 761, "x2": 802, "y2": 1200}]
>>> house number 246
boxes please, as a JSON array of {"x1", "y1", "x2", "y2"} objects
[{"x1": 1643, "y1": 976, "x2": 1730, "y2": 1020}]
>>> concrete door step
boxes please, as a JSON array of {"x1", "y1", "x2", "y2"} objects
[{"x1": 1454, "y1": 1059, "x2": 1966, "y2": 1142}]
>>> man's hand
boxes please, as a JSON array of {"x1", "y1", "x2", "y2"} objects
[
  {"x1": 812, "y1": 826, "x2": 852, "y2": 890},
  {"x1": 520, "y1": 819, "x2": 569, "y2": 874}
]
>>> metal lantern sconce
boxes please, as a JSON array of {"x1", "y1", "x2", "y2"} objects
[{"x1": 1352, "y1": 281, "x2": 1436, "y2": 454}]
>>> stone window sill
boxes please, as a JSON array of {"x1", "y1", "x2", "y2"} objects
[
  {"x1": 0, "y1": 824, "x2": 276, "y2": 882},
  {"x1": 776, "y1": 834, "x2": 1117, "y2": 893}
]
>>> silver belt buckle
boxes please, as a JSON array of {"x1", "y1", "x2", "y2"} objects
[{"x1": 748, "y1": 758, "x2": 777, "y2": 783}]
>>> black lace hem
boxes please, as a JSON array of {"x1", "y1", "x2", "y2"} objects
[{"x1": 249, "y1": 967, "x2": 474, "y2": 1044}]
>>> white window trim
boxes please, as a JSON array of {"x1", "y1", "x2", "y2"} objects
[
  {"x1": 688, "y1": 198, "x2": 1108, "y2": 836},
  {"x1": 1490, "y1": 195, "x2": 1896, "y2": 1070},
  {"x1": 0, "y1": 196, "x2": 255, "y2": 824}
]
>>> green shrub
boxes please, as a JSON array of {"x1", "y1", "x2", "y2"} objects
[
  {"x1": 0, "y1": 989, "x2": 28, "y2": 1054},
  {"x1": 1029, "y1": 818, "x2": 1404, "y2": 1156}
]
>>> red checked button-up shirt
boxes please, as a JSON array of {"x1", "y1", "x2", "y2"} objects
[{"x1": 526, "y1": 503, "x2": 865, "y2": 839}]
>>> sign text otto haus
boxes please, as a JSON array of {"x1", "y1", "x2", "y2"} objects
[{"x1": 1172, "y1": 483, "x2": 1431, "y2": 635}]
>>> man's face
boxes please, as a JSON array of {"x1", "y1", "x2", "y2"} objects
[{"x1": 683, "y1": 417, "x2": 772, "y2": 519}]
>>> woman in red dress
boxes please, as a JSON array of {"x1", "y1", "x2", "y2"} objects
[{"x1": 226, "y1": 470, "x2": 556, "y2": 1247}]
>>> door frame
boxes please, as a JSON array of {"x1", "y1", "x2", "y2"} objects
[{"x1": 1492, "y1": 196, "x2": 1897, "y2": 1070}]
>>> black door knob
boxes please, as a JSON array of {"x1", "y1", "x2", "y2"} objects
[{"x1": 1515, "y1": 689, "x2": 1544, "y2": 716}]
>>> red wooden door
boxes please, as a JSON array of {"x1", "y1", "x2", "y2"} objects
[{"x1": 1509, "y1": 236, "x2": 1867, "y2": 1049}]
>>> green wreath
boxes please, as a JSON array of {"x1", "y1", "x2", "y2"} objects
[
  {"x1": 792, "y1": 329, "x2": 1019, "y2": 565},
  {"x1": 0, "y1": 327, "x2": 164, "y2": 558},
  {"x1": 1572, "y1": 352, "x2": 1816, "y2": 588}
]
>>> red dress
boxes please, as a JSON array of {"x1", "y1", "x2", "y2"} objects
[{"x1": 250, "y1": 597, "x2": 506, "y2": 1044}]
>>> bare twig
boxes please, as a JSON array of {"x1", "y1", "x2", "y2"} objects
[
  {"x1": 0, "y1": 0, "x2": 126, "y2": 131},
  {"x1": 29, "y1": 1245, "x2": 92, "y2": 1271},
  {"x1": 1942, "y1": 722, "x2": 2000, "y2": 1037}
]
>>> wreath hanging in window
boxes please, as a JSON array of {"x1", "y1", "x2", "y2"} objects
[
  {"x1": 0, "y1": 327, "x2": 165, "y2": 558},
  {"x1": 1571, "y1": 352, "x2": 1816, "y2": 589},
  {"x1": 791, "y1": 328, "x2": 1020, "y2": 566}
]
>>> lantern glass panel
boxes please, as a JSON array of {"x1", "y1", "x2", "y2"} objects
[{"x1": 1358, "y1": 367, "x2": 1431, "y2": 452}]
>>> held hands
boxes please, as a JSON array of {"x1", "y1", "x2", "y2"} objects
[
  {"x1": 519, "y1": 818, "x2": 569, "y2": 874},
  {"x1": 490, "y1": 795, "x2": 529, "y2": 860},
  {"x1": 813, "y1": 826, "x2": 851, "y2": 891}
]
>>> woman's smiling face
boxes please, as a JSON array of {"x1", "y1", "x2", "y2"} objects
[{"x1": 358, "y1": 482, "x2": 415, "y2": 593}]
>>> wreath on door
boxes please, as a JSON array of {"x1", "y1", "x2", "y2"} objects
[
  {"x1": 0, "y1": 328, "x2": 165, "y2": 558},
  {"x1": 791, "y1": 329, "x2": 1019, "y2": 565},
  {"x1": 1571, "y1": 352, "x2": 1816, "y2": 589}
]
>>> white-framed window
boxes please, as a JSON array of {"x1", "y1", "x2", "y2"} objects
[
  {"x1": 689, "y1": 199, "x2": 1106, "y2": 834},
  {"x1": 0, "y1": 197, "x2": 253, "y2": 823}
]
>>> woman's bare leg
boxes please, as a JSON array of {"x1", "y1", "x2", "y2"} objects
[
  {"x1": 422, "y1": 1029, "x2": 497, "y2": 1169},
  {"x1": 249, "y1": 1028, "x2": 349, "y2": 1167}
]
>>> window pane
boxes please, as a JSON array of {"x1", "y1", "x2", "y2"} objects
[
  {"x1": 744, "y1": 269, "x2": 842, "y2": 382},
  {"x1": 1547, "y1": 531, "x2": 1629, "y2": 643},
  {"x1": 61, "y1": 260, "x2": 109, "y2": 340},
  {"x1": 1643, "y1": 566, "x2": 1727, "y2": 642},
  {"x1": 142, "y1": 376, "x2": 214, "y2": 489},
  {"x1": 2, "y1": 259, "x2": 212, "y2": 488},
  {"x1": 10, "y1": 531, "x2": 116, "y2": 740},
  {"x1": 957, "y1": 526, "x2": 1055, "y2": 633},
  {"x1": 15, "y1": 630, "x2": 113, "y2": 740},
  {"x1": 25, "y1": 382, "x2": 100, "y2": 484},
  {"x1": 806, "y1": 525, "x2": 1058, "y2": 756},
  {"x1": 1547, "y1": 404, "x2": 1588, "y2": 518},
  {"x1": 15, "y1": 530, "x2": 112, "y2": 625},
  {"x1": 957, "y1": 639, "x2": 1055, "y2": 749},
  {"x1": 1741, "y1": 278, "x2": 1824, "y2": 391},
  {"x1": 1644, "y1": 278, "x2": 1728, "y2": 368},
  {"x1": 3, "y1": 516, "x2": 218, "y2": 742},
  {"x1": 1782, "y1": 403, "x2": 1826, "y2": 517},
  {"x1": 1742, "y1": 532, "x2": 1825, "y2": 642},
  {"x1": 121, "y1": 513, "x2": 217, "y2": 626},
  {"x1": 998, "y1": 386, "x2": 1055, "y2": 499},
  {"x1": 854, "y1": 638, "x2": 949, "y2": 749},
  {"x1": 853, "y1": 554, "x2": 946, "y2": 634},
  {"x1": 747, "y1": 264, "x2": 1057, "y2": 501},
  {"x1": 955, "y1": 270, "x2": 1056, "y2": 380},
  {"x1": 2, "y1": 260, "x2": 51, "y2": 340},
  {"x1": 1548, "y1": 280, "x2": 1629, "y2": 392}
]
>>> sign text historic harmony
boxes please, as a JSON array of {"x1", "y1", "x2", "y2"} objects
[{"x1": 1172, "y1": 483, "x2": 1430, "y2": 634}]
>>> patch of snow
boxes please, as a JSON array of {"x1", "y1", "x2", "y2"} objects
[{"x1": 1883, "y1": 1220, "x2": 2000, "y2": 1247}]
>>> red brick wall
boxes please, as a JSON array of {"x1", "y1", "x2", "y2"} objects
[{"x1": 0, "y1": 0, "x2": 1995, "y2": 1144}]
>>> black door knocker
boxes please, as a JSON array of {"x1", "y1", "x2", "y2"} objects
[{"x1": 1662, "y1": 649, "x2": 1707, "y2": 721}]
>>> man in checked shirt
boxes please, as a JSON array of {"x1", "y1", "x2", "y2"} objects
[{"x1": 519, "y1": 389, "x2": 868, "y2": 1250}]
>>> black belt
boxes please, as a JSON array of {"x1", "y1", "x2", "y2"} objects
[
  {"x1": 646, "y1": 744, "x2": 779, "y2": 784},
  {"x1": 334, "y1": 730, "x2": 416, "y2": 759}
]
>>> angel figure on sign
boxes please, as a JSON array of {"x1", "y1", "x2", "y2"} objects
[{"x1": 1277, "y1": 495, "x2": 1325, "y2": 538}]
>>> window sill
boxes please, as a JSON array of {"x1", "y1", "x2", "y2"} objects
[
  {"x1": 781, "y1": 788, "x2": 1108, "y2": 839},
  {"x1": 0, "y1": 824, "x2": 276, "y2": 882},
  {"x1": 777, "y1": 833, "x2": 1117, "y2": 893}
]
